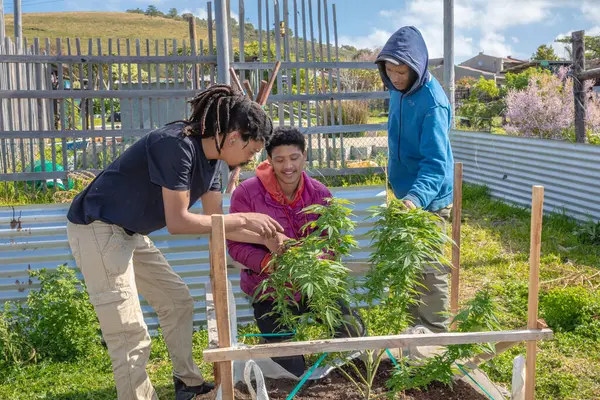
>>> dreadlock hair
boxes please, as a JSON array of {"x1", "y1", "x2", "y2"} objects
[{"x1": 176, "y1": 84, "x2": 273, "y2": 154}]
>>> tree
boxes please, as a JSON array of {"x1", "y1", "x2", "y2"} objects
[
  {"x1": 145, "y1": 5, "x2": 160, "y2": 17},
  {"x1": 167, "y1": 8, "x2": 178, "y2": 18},
  {"x1": 555, "y1": 34, "x2": 600, "y2": 60},
  {"x1": 531, "y1": 44, "x2": 559, "y2": 61},
  {"x1": 126, "y1": 8, "x2": 144, "y2": 14}
]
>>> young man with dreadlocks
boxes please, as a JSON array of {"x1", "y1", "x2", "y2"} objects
[{"x1": 66, "y1": 85, "x2": 282, "y2": 400}]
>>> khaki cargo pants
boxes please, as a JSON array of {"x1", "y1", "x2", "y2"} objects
[
  {"x1": 407, "y1": 205, "x2": 452, "y2": 333},
  {"x1": 67, "y1": 220, "x2": 205, "y2": 400}
]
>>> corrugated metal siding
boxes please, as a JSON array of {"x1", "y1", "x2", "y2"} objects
[
  {"x1": 451, "y1": 130, "x2": 600, "y2": 221},
  {"x1": 0, "y1": 186, "x2": 387, "y2": 332}
]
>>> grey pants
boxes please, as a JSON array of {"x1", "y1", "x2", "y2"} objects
[{"x1": 407, "y1": 205, "x2": 452, "y2": 333}]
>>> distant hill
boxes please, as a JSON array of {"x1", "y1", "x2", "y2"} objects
[
  {"x1": 3, "y1": 11, "x2": 359, "y2": 60},
  {"x1": 3, "y1": 12, "x2": 209, "y2": 56}
]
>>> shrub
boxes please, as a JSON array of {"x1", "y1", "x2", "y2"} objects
[
  {"x1": 0, "y1": 303, "x2": 36, "y2": 373},
  {"x1": 541, "y1": 286, "x2": 600, "y2": 333},
  {"x1": 321, "y1": 100, "x2": 370, "y2": 138},
  {"x1": 341, "y1": 100, "x2": 370, "y2": 126},
  {"x1": 2, "y1": 265, "x2": 101, "y2": 364},
  {"x1": 457, "y1": 77, "x2": 504, "y2": 131},
  {"x1": 575, "y1": 220, "x2": 600, "y2": 245},
  {"x1": 505, "y1": 66, "x2": 600, "y2": 141}
]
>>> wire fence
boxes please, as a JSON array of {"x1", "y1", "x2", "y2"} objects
[{"x1": 0, "y1": 0, "x2": 391, "y2": 200}]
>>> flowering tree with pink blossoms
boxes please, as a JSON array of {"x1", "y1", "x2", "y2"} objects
[{"x1": 505, "y1": 66, "x2": 600, "y2": 143}]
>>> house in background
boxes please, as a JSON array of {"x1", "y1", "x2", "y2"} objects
[{"x1": 430, "y1": 51, "x2": 526, "y2": 86}]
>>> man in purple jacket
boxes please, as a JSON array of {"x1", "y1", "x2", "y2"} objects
[{"x1": 227, "y1": 127, "x2": 364, "y2": 377}]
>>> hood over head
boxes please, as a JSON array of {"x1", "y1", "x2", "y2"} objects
[{"x1": 376, "y1": 26, "x2": 430, "y2": 95}]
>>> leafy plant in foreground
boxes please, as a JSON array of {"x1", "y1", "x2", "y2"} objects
[
  {"x1": 255, "y1": 198, "x2": 357, "y2": 339},
  {"x1": 386, "y1": 288, "x2": 501, "y2": 393},
  {"x1": 335, "y1": 200, "x2": 453, "y2": 398}
]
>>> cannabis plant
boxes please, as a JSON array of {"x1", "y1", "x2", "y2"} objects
[
  {"x1": 337, "y1": 199, "x2": 453, "y2": 398},
  {"x1": 386, "y1": 288, "x2": 501, "y2": 393},
  {"x1": 255, "y1": 198, "x2": 358, "y2": 339},
  {"x1": 363, "y1": 198, "x2": 452, "y2": 334}
]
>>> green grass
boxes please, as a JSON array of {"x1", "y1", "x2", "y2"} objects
[
  {"x1": 0, "y1": 183, "x2": 598, "y2": 399},
  {"x1": 367, "y1": 116, "x2": 388, "y2": 125},
  {"x1": 3, "y1": 12, "x2": 210, "y2": 56}
]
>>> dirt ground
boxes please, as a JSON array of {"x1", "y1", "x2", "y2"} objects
[{"x1": 196, "y1": 360, "x2": 488, "y2": 400}]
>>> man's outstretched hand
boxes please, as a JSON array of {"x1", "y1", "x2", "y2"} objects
[
  {"x1": 235, "y1": 212, "x2": 284, "y2": 239},
  {"x1": 264, "y1": 232, "x2": 292, "y2": 255}
]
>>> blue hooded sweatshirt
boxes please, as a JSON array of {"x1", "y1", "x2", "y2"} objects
[{"x1": 377, "y1": 26, "x2": 454, "y2": 211}]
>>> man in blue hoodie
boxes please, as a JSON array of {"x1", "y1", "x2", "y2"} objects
[{"x1": 376, "y1": 26, "x2": 454, "y2": 333}]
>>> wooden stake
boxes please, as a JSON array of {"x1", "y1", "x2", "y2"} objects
[
  {"x1": 229, "y1": 67, "x2": 244, "y2": 93},
  {"x1": 243, "y1": 79, "x2": 254, "y2": 101},
  {"x1": 525, "y1": 186, "x2": 544, "y2": 400},
  {"x1": 187, "y1": 15, "x2": 200, "y2": 90},
  {"x1": 451, "y1": 162, "x2": 463, "y2": 330},
  {"x1": 572, "y1": 31, "x2": 587, "y2": 144},
  {"x1": 256, "y1": 60, "x2": 282, "y2": 105},
  {"x1": 255, "y1": 80, "x2": 268, "y2": 105},
  {"x1": 210, "y1": 215, "x2": 234, "y2": 399}
]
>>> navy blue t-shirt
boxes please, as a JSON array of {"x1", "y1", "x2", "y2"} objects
[{"x1": 67, "y1": 123, "x2": 222, "y2": 235}]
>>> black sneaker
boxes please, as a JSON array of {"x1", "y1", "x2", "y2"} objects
[{"x1": 174, "y1": 376, "x2": 215, "y2": 400}]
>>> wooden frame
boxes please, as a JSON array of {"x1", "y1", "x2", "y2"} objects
[{"x1": 205, "y1": 184, "x2": 552, "y2": 400}]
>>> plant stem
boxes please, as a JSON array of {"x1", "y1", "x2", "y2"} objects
[
  {"x1": 365, "y1": 349, "x2": 387, "y2": 398},
  {"x1": 346, "y1": 359, "x2": 370, "y2": 387},
  {"x1": 336, "y1": 363, "x2": 366, "y2": 398}
]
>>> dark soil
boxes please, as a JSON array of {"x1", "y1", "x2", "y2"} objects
[{"x1": 197, "y1": 360, "x2": 488, "y2": 400}]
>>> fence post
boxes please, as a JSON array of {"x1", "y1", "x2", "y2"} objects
[
  {"x1": 214, "y1": 0, "x2": 231, "y2": 189},
  {"x1": 0, "y1": 0, "x2": 5, "y2": 44},
  {"x1": 572, "y1": 30, "x2": 587, "y2": 144},
  {"x1": 443, "y1": 0, "x2": 455, "y2": 129},
  {"x1": 13, "y1": 0, "x2": 21, "y2": 48}
]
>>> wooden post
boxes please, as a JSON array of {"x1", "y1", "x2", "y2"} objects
[
  {"x1": 525, "y1": 186, "x2": 544, "y2": 400},
  {"x1": 210, "y1": 215, "x2": 235, "y2": 399},
  {"x1": 188, "y1": 15, "x2": 201, "y2": 90},
  {"x1": 572, "y1": 30, "x2": 587, "y2": 144},
  {"x1": 229, "y1": 67, "x2": 244, "y2": 92},
  {"x1": 255, "y1": 79, "x2": 268, "y2": 104},
  {"x1": 243, "y1": 79, "x2": 254, "y2": 100},
  {"x1": 0, "y1": 0, "x2": 5, "y2": 44},
  {"x1": 450, "y1": 162, "x2": 463, "y2": 330}
]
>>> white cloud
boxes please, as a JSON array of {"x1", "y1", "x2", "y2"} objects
[
  {"x1": 479, "y1": 32, "x2": 513, "y2": 58},
  {"x1": 339, "y1": 29, "x2": 392, "y2": 50},
  {"x1": 181, "y1": 7, "x2": 208, "y2": 20},
  {"x1": 582, "y1": 0, "x2": 600, "y2": 21},
  {"x1": 479, "y1": 0, "x2": 553, "y2": 32},
  {"x1": 377, "y1": 0, "x2": 478, "y2": 58},
  {"x1": 355, "y1": 0, "x2": 595, "y2": 61}
]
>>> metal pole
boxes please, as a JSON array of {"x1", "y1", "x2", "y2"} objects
[
  {"x1": 214, "y1": 0, "x2": 231, "y2": 189},
  {"x1": 13, "y1": 0, "x2": 21, "y2": 47},
  {"x1": 443, "y1": 0, "x2": 455, "y2": 129}
]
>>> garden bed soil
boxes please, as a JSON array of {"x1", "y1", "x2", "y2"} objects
[{"x1": 197, "y1": 360, "x2": 489, "y2": 400}]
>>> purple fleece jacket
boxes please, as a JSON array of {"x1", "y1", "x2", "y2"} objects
[{"x1": 227, "y1": 161, "x2": 331, "y2": 299}]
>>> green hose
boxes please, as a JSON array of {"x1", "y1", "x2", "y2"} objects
[
  {"x1": 455, "y1": 362, "x2": 496, "y2": 400},
  {"x1": 286, "y1": 353, "x2": 328, "y2": 400}
]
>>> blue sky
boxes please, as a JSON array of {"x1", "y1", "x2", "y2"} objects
[{"x1": 3, "y1": 0, "x2": 600, "y2": 62}]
